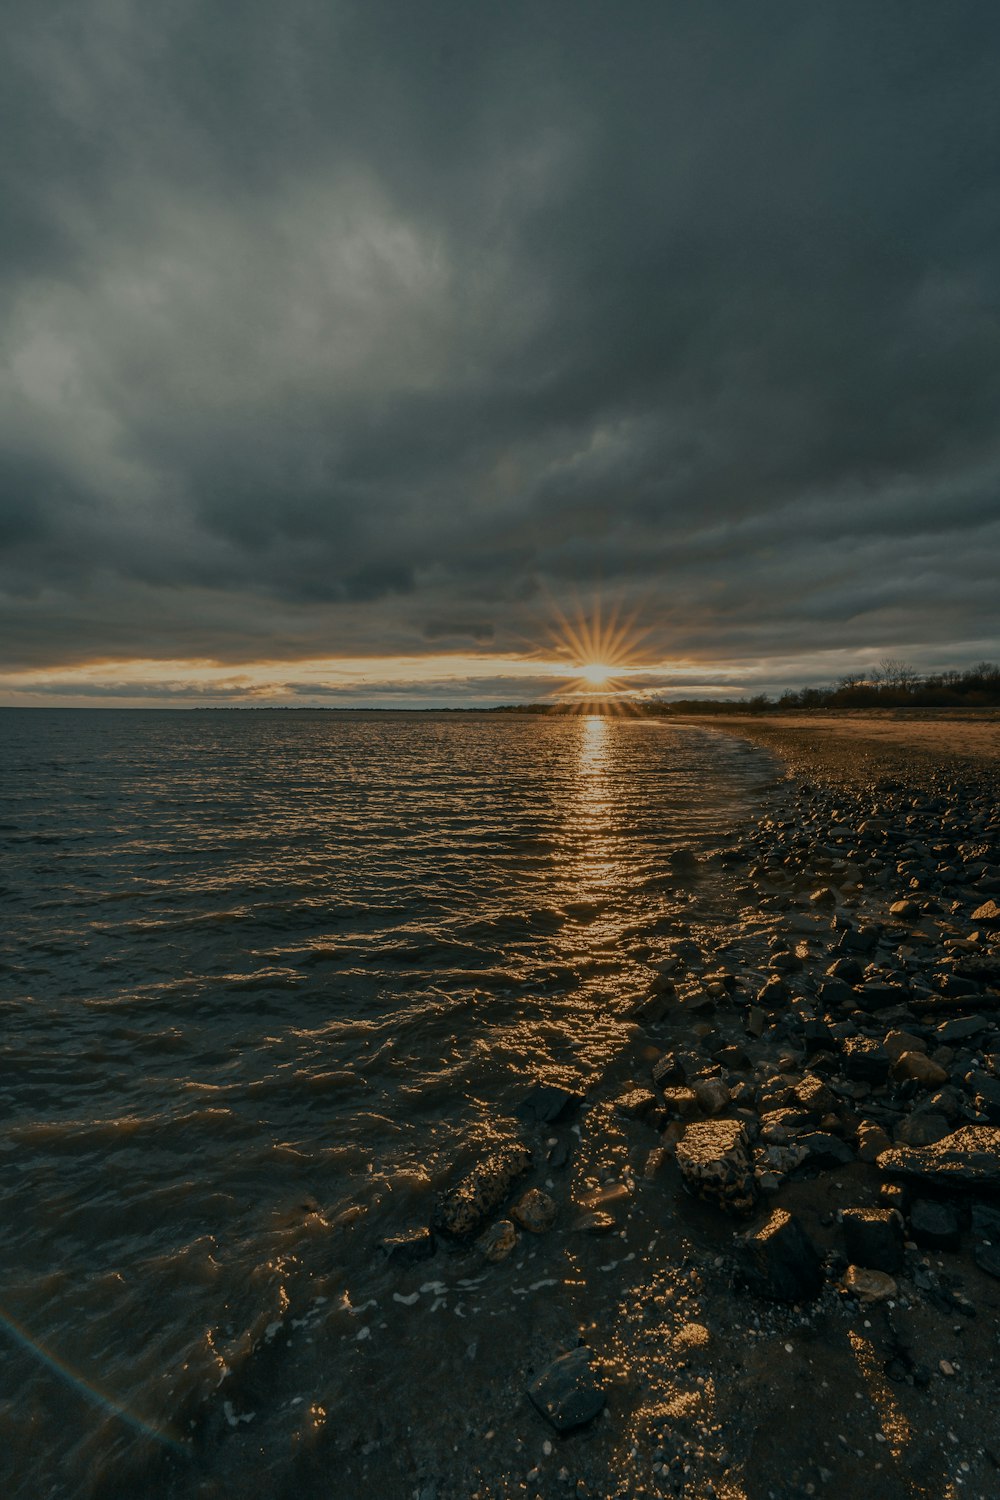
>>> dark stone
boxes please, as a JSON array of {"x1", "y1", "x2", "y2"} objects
[
  {"x1": 736, "y1": 1209, "x2": 823, "y2": 1303},
  {"x1": 818, "y1": 979, "x2": 855, "y2": 1009},
  {"x1": 433, "y1": 1142, "x2": 532, "y2": 1240},
  {"x1": 953, "y1": 953, "x2": 1000, "y2": 983},
  {"x1": 827, "y1": 957, "x2": 864, "y2": 985},
  {"x1": 894, "y1": 1111, "x2": 952, "y2": 1146},
  {"x1": 516, "y1": 1085, "x2": 583, "y2": 1126},
  {"x1": 804, "y1": 1020, "x2": 835, "y2": 1054},
  {"x1": 877, "y1": 1125, "x2": 1000, "y2": 1191},
  {"x1": 974, "y1": 1243, "x2": 1000, "y2": 1279},
  {"x1": 967, "y1": 1071, "x2": 1000, "y2": 1123},
  {"x1": 714, "y1": 1043, "x2": 751, "y2": 1071},
  {"x1": 937, "y1": 1015, "x2": 989, "y2": 1044},
  {"x1": 547, "y1": 1136, "x2": 573, "y2": 1170},
  {"x1": 841, "y1": 1208, "x2": 904, "y2": 1273},
  {"x1": 839, "y1": 926, "x2": 880, "y2": 955},
  {"x1": 379, "y1": 1227, "x2": 436, "y2": 1266},
  {"x1": 615, "y1": 1088, "x2": 657, "y2": 1120},
  {"x1": 910, "y1": 1199, "x2": 961, "y2": 1250},
  {"x1": 624, "y1": 987, "x2": 675, "y2": 1024},
  {"x1": 857, "y1": 984, "x2": 910, "y2": 1012},
  {"x1": 528, "y1": 1348, "x2": 606, "y2": 1432},
  {"x1": 971, "y1": 1202, "x2": 1000, "y2": 1239},
  {"x1": 651, "y1": 1052, "x2": 683, "y2": 1088},
  {"x1": 799, "y1": 1132, "x2": 855, "y2": 1168},
  {"x1": 757, "y1": 976, "x2": 788, "y2": 1007},
  {"x1": 841, "y1": 1036, "x2": 890, "y2": 1084},
  {"x1": 669, "y1": 847, "x2": 700, "y2": 872}
]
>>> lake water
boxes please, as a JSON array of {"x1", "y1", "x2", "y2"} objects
[{"x1": 0, "y1": 710, "x2": 781, "y2": 1498}]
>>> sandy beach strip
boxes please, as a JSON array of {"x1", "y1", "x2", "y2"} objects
[{"x1": 674, "y1": 710, "x2": 1000, "y2": 782}]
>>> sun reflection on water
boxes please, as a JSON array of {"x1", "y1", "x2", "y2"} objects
[{"x1": 569, "y1": 715, "x2": 619, "y2": 895}]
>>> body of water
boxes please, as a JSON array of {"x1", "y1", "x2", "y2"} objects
[{"x1": 0, "y1": 709, "x2": 780, "y2": 1498}]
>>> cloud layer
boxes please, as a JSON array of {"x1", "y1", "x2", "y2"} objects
[{"x1": 2, "y1": 3, "x2": 999, "y2": 700}]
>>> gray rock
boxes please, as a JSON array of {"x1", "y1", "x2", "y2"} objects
[
  {"x1": 839, "y1": 926, "x2": 880, "y2": 955},
  {"x1": 478, "y1": 1219, "x2": 518, "y2": 1262},
  {"x1": 810, "y1": 887, "x2": 838, "y2": 906},
  {"x1": 528, "y1": 1348, "x2": 605, "y2": 1432},
  {"x1": 827, "y1": 957, "x2": 864, "y2": 985},
  {"x1": 819, "y1": 979, "x2": 856, "y2": 1009},
  {"x1": 857, "y1": 984, "x2": 910, "y2": 1012},
  {"x1": 736, "y1": 1208, "x2": 823, "y2": 1302},
  {"x1": 910, "y1": 1199, "x2": 961, "y2": 1251},
  {"x1": 803, "y1": 1019, "x2": 835, "y2": 1054},
  {"x1": 884, "y1": 1029, "x2": 928, "y2": 1061},
  {"x1": 891, "y1": 1052, "x2": 948, "y2": 1087},
  {"x1": 624, "y1": 987, "x2": 675, "y2": 1024},
  {"x1": 662, "y1": 1085, "x2": 699, "y2": 1117},
  {"x1": 894, "y1": 1112, "x2": 952, "y2": 1146},
  {"x1": 936, "y1": 1015, "x2": 989, "y2": 1044},
  {"x1": 793, "y1": 1074, "x2": 835, "y2": 1116},
  {"x1": 857, "y1": 1120, "x2": 893, "y2": 1162},
  {"x1": 953, "y1": 952, "x2": 1000, "y2": 983},
  {"x1": 799, "y1": 1131, "x2": 855, "y2": 1167}
]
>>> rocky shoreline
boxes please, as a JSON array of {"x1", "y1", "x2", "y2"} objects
[{"x1": 391, "y1": 729, "x2": 1000, "y2": 1499}]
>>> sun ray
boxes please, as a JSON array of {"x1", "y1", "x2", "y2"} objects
[{"x1": 539, "y1": 594, "x2": 652, "y2": 714}]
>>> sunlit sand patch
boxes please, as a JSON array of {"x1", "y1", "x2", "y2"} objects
[{"x1": 847, "y1": 1329, "x2": 914, "y2": 1466}]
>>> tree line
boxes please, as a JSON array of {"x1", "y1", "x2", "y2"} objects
[{"x1": 663, "y1": 659, "x2": 1000, "y2": 714}]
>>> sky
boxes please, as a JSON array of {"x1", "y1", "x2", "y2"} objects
[{"x1": 2, "y1": 2, "x2": 999, "y2": 708}]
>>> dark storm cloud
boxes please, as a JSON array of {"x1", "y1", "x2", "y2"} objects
[{"x1": 2, "y1": 2, "x2": 999, "y2": 688}]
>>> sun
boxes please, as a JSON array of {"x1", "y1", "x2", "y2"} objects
[
  {"x1": 578, "y1": 662, "x2": 615, "y2": 686},
  {"x1": 538, "y1": 596, "x2": 651, "y2": 713}
]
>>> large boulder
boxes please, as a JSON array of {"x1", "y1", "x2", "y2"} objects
[
  {"x1": 876, "y1": 1125, "x2": 1000, "y2": 1191},
  {"x1": 736, "y1": 1209, "x2": 823, "y2": 1302},
  {"x1": 676, "y1": 1119, "x2": 756, "y2": 1214}
]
